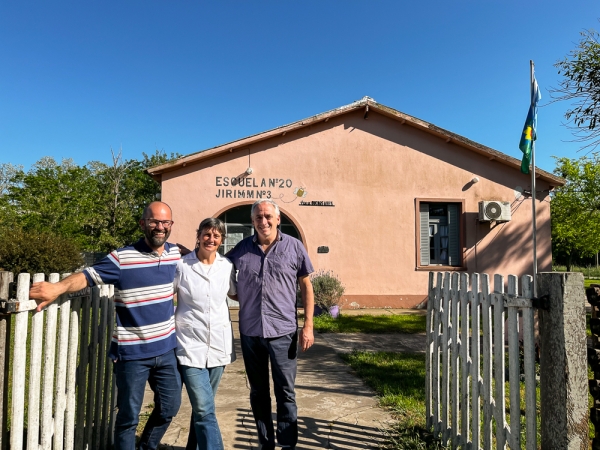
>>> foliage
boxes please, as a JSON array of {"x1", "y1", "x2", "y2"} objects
[
  {"x1": 7, "y1": 157, "x2": 103, "y2": 250},
  {"x1": 88, "y1": 149, "x2": 179, "y2": 252},
  {"x1": 0, "y1": 226, "x2": 83, "y2": 274},
  {"x1": 553, "y1": 264, "x2": 600, "y2": 281},
  {"x1": 0, "y1": 162, "x2": 22, "y2": 196},
  {"x1": 310, "y1": 269, "x2": 345, "y2": 309},
  {"x1": 313, "y1": 313, "x2": 426, "y2": 334},
  {"x1": 551, "y1": 29, "x2": 600, "y2": 151},
  {"x1": 1, "y1": 149, "x2": 181, "y2": 255},
  {"x1": 551, "y1": 155, "x2": 600, "y2": 270}
]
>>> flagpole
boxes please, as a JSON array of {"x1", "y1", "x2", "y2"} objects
[{"x1": 530, "y1": 60, "x2": 538, "y2": 297}]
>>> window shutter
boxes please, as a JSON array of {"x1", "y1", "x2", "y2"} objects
[
  {"x1": 419, "y1": 203, "x2": 430, "y2": 266},
  {"x1": 447, "y1": 204, "x2": 460, "y2": 266}
]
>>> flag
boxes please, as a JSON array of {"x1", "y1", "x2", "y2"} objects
[{"x1": 519, "y1": 76, "x2": 542, "y2": 174}]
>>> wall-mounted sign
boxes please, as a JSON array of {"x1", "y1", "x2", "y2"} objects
[
  {"x1": 216, "y1": 177, "x2": 293, "y2": 188},
  {"x1": 299, "y1": 201, "x2": 335, "y2": 207},
  {"x1": 215, "y1": 176, "x2": 294, "y2": 199},
  {"x1": 216, "y1": 189, "x2": 273, "y2": 199},
  {"x1": 317, "y1": 246, "x2": 329, "y2": 253}
]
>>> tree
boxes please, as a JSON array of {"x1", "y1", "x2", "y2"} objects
[
  {"x1": 551, "y1": 29, "x2": 600, "y2": 151},
  {"x1": 1, "y1": 149, "x2": 181, "y2": 257},
  {"x1": 0, "y1": 227, "x2": 83, "y2": 274},
  {"x1": 0, "y1": 162, "x2": 22, "y2": 196},
  {"x1": 89, "y1": 149, "x2": 181, "y2": 252},
  {"x1": 0, "y1": 163, "x2": 22, "y2": 228},
  {"x1": 551, "y1": 155, "x2": 600, "y2": 270},
  {"x1": 6, "y1": 157, "x2": 103, "y2": 250}
]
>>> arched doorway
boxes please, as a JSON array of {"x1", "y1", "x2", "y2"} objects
[{"x1": 217, "y1": 204, "x2": 301, "y2": 254}]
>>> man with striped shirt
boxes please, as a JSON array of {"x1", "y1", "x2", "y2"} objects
[{"x1": 30, "y1": 201, "x2": 181, "y2": 450}]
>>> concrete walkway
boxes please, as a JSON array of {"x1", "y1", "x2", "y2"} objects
[{"x1": 149, "y1": 309, "x2": 426, "y2": 449}]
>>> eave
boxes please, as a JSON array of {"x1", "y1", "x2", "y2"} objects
[{"x1": 146, "y1": 96, "x2": 565, "y2": 188}]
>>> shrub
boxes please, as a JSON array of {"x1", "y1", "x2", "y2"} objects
[
  {"x1": 0, "y1": 227, "x2": 84, "y2": 275},
  {"x1": 310, "y1": 269, "x2": 345, "y2": 309}
]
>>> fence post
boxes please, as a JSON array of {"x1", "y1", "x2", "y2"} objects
[
  {"x1": 538, "y1": 272, "x2": 588, "y2": 449},
  {"x1": 0, "y1": 271, "x2": 13, "y2": 450}
]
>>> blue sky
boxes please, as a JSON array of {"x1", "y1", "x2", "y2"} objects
[{"x1": 1, "y1": 1, "x2": 599, "y2": 174}]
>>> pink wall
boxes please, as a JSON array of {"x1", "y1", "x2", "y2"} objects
[{"x1": 160, "y1": 109, "x2": 552, "y2": 308}]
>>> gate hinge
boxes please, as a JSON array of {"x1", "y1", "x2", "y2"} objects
[
  {"x1": 0, "y1": 298, "x2": 39, "y2": 314},
  {"x1": 531, "y1": 295, "x2": 550, "y2": 311},
  {"x1": 0, "y1": 299, "x2": 18, "y2": 314}
]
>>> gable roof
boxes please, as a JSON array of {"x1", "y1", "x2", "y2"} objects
[{"x1": 147, "y1": 96, "x2": 565, "y2": 187}]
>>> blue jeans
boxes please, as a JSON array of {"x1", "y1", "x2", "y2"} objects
[
  {"x1": 241, "y1": 332, "x2": 298, "y2": 450},
  {"x1": 114, "y1": 349, "x2": 182, "y2": 450},
  {"x1": 181, "y1": 365, "x2": 225, "y2": 450}
]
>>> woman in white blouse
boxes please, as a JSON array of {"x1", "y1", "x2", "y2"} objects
[{"x1": 174, "y1": 217, "x2": 237, "y2": 450}]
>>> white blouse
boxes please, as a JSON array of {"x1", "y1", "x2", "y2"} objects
[{"x1": 174, "y1": 251, "x2": 237, "y2": 368}]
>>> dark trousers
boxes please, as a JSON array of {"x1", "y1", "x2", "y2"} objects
[
  {"x1": 113, "y1": 349, "x2": 182, "y2": 450},
  {"x1": 240, "y1": 332, "x2": 298, "y2": 450}
]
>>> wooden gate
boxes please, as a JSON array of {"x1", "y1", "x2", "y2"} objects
[
  {"x1": 0, "y1": 271, "x2": 116, "y2": 450},
  {"x1": 426, "y1": 272, "x2": 539, "y2": 449}
]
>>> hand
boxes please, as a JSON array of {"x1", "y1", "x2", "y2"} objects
[
  {"x1": 299, "y1": 325, "x2": 314, "y2": 352},
  {"x1": 30, "y1": 281, "x2": 63, "y2": 312},
  {"x1": 29, "y1": 272, "x2": 88, "y2": 312},
  {"x1": 177, "y1": 243, "x2": 193, "y2": 256}
]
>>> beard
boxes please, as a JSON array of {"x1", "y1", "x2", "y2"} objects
[{"x1": 144, "y1": 227, "x2": 171, "y2": 248}]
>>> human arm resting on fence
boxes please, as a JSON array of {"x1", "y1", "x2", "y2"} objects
[
  {"x1": 30, "y1": 272, "x2": 89, "y2": 312},
  {"x1": 298, "y1": 274, "x2": 314, "y2": 352}
]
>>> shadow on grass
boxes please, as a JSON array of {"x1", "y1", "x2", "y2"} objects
[{"x1": 341, "y1": 351, "x2": 445, "y2": 449}]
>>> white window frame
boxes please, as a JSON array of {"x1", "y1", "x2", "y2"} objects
[{"x1": 416, "y1": 198, "x2": 464, "y2": 270}]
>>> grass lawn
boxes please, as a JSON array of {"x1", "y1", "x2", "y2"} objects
[
  {"x1": 314, "y1": 313, "x2": 437, "y2": 448},
  {"x1": 585, "y1": 279, "x2": 600, "y2": 288},
  {"x1": 313, "y1": 313, "x2": 426, "y2": 334},
  {"x1": 341, "y1": 350, "x2": 442, "y2": 449},
  {"x1": 554, "y1": 265, "x2": 600, "y2": 279},
  {"x1": 319, "y1": 313, "x2": 555, "y2": 449}
]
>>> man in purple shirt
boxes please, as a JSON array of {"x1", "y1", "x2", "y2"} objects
[{"x1": 227, "y1": 199, "x2": 314, "y2": 450}]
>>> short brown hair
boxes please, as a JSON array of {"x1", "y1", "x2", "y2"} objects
[{"x1": 196, "y1": 218, "x2": 226, "y2": 239}]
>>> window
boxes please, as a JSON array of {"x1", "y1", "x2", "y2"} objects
[
  {"x1": 418, "y1": 201, "x2": 461, "y2": 267},
  {"x1": 217, "y1": 205, "x2": 301, "y2": 254}
]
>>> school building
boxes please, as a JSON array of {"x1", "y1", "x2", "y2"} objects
[{"x1": 147, "y1": 96, "x2": 564, "y2": 308}]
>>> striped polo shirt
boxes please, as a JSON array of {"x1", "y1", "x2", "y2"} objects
[{"x1": 83, "y1": 238, "x2": 180, "y2": 361}]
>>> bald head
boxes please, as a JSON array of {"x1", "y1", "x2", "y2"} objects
[{"x1": 142, "y1": 201, "x2": 172, "y2": 220}]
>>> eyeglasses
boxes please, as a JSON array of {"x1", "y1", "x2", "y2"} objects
[{"x1": 145, "y1": 219, "x2": 174, "y2": 228}]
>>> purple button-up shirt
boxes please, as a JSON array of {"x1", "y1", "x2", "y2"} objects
[{"x1": 227, "y1": 232, "x2": 314, "y2": 338}]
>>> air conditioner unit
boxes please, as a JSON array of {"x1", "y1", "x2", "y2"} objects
[{"x1": 478, "y1": 200, "x2": 511, "y2": 222}]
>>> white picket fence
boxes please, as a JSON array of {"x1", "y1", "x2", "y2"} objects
[
  {"x1": 426, "y1": 272, "x2": 538, "y2": 449},
  {"x1": 0, "y1": 271, "x2": 116, "y2": 450}
]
